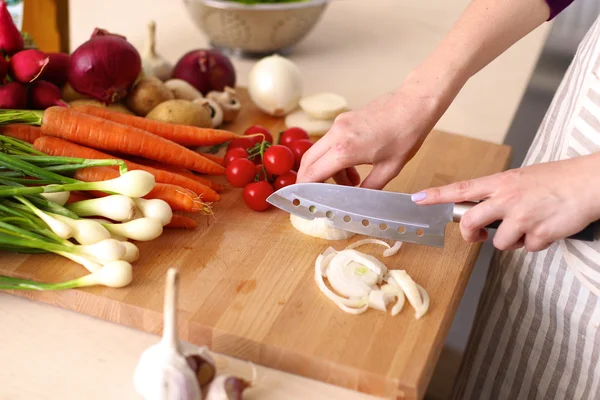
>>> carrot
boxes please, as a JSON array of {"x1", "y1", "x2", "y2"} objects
[
  {"x1": 66, "y1": 191, "x2": 92, "y2": 204},
  {"x1": 0, "y1": 124, "x2": 43, "y2": 144},
  {"x1": 73, "y1": 166, "x2": 211, "y2": 213},
  {"x1": 71, "y1": 104, "x2": 240, "y2": 147},
  {"x1": 199, "y1": 152, "x2": 225, "y2": 166},
  {"x1": 125, "y1": 156, "x2": 225, "y2": 193},
  {"x1": 34, "y1": 136, "x2": 220, "y2": 202},
  {"x1": 39, "y1": 107, "x2": 225, "y2": 175},
  {"x1": 165, "y1": 214, "x2": 199, "y2": 229}
]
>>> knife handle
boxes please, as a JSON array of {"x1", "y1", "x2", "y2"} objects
[{"x1": 452, "y1": 202, "x2": 598, "y2": 242}]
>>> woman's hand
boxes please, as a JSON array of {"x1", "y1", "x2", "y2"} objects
[
  {"x1": 412, "y1": 155, "x2": 600, "y2": 252},
  {"x1": 297, "y1": 79, "x2": 448, "y2": 190}
]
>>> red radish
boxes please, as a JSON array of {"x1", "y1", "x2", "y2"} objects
[
  {"x1": 68, "y1": 28, "x2": 141, "y2": 104},
  {"x1": 8, "y1": 49, "x2": 50, "y2": 83},
  {"x1": 29, "y1": 80, "x2": 68, "y2": 109},
  {"x1": 0, "y1": 2, "x2": 24, "y2": 55},
  {"x1": 0, "y1": 56, "x2": 7, "y2": 81},
  {"x1": 0, "y1": 82, "x2": 27, "y2": 109},
  {"x1": 41, "y1": 52, "x2": 70, "y2": 86},
  {"x1": 172, "y1": 49, "x2": 236, "y2": 95}
]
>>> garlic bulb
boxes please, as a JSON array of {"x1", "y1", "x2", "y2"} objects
[
  {"x1": 133, "y1": 268, "x2": 202, "y2": 400},
  {"x1": 290, "y1": 214, "x2": 355, "y2": 241},
  {"x1": 142, "y1": 21, "x2": 173, "y2": 81},
  {"x1": 248, "y1": 54, "x2": 303, "y2": 117}
]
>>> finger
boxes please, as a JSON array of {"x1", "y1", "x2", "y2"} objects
[
  {"x1": 493, "y1": 221, "x2": 524, "y2": 251},
  {"x1": 459, "y1": 200, "x2": 505, "y2": 242},
  {"x1": 346, "y1": 167, "x2": 361, "y2": 186},
  {"x1": 360, "y1": 163, "x2": 400, "y2": 190},
  {"x1": 296, "y1": 138, "x2": 331, "y2": 182},
  {"x1": 299, "y1": 150, "x2": 351, "y2": 185},
  {"x1": 411, "y1": 176, "x2": 498, "y2": 205},
  {"x1": 524, "y1": 235, "x2": 554, "y2": 252},
  {"x1": 333, "y1": 169, "x2": 353, "y2": 186},
  {"x1": 505, "y1": 238, "x2": 525, "y2": 250}
]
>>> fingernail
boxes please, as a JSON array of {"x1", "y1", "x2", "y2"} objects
[{"x1": 411, "y1": 192, "x2": 427, "y2": 202}]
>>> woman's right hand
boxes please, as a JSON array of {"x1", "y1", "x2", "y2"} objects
[{"x1": 297, "y1": 77, "x2": 448, "y2": 190}]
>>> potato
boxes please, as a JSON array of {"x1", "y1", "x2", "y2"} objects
[
  {"x1": 61, "y1": 82, "x2": 90, "y2": 102},
  {"x1": 126, "y1": 76, "x2": 174, "y2": 116},
  {"x1": 69, "y1": 99, "x2": 135, "y2": 115},
  {"x1": 165, "y1": 79, "x2": 203, "y2": 101},
  {"x1": 146, "y1": 99, "x2": 212, "y2": 128}
]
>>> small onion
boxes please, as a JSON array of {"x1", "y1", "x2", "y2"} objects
[
  {"x1": 68, "y1": 28, "x2": 141, "y2": 104},
  {"x1": 248, "y1": 54, "x2": 303, "y2": 117},
  {"x1": 172, "y1": 49, "x2": 236, "y2": 95}
]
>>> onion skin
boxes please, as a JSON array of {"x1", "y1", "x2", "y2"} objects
[
  {"x1": 0, "y1": 2, "x2": 24, "y2": 55},
  {"x1": 68, "y1": 29, "x2": 142, "y2": 104},
  {"x1": 29, "y1": 80, "x2": 68, "y2": 110},
  {"x1": 0, "y1": 57, "x2": 7, "y2": 81},
  {"x1": 172, "y1": 49, "x2": 236, "y2": 95},
  {"x1": 9, "y1": 49, "x2": 50, "y2": 84},
  {"x1": 0, "y1": 82, "x2": 27, "y2": 108},
  {"x1": 41, "y1": 52, "x2": 70, "y2": 86}
]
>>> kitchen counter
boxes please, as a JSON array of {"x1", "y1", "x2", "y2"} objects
[{"x1": 0, "y1": 1, "x2": 551, "y2": 399}]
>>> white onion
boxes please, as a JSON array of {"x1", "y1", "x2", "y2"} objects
[
  {"x1": 388, "y1": 270, "x2": 429, "y2": 319},
  {"x1": 77, "y1": 260, "x2": 133, "y2": 288},
  {"x1": 133, "y1": 198, "x2": 172, "y2": 226},
  {"x1": 290, "y1": 214, "x2": 355, "y2": 241},
  {"x1": 248, "y1": 54, "x2": 303, "y2": 117}
]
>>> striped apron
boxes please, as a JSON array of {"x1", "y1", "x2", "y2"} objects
[{"x1": 451, "y1": 15, "x2": 600, "y2": 400}]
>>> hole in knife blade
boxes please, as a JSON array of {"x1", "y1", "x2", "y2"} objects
[
  {"x1": 416, "y1": 228, "x2": 424, "y2": 237},
  {"x1": 326, "y1": 211, "x2": 333, "y2": 219},
  {"x1": 343, "y1": 215, "x2": 351, "y2": 223},
  {"x1": 293, "y1": 199, "x2": 300, "y2": 207},
  {"x1": 379, "y1": 223, "x2": 387, "y2": 231},
  {"x1": 309, "y1": 205, "x2": 316, "y2": 213},
  {"x1": 398, "y1": 226, "x2": 406, "y2": 234},
  {"x1": 362, "y1": 219, "x2": 370, "y2": 227}
]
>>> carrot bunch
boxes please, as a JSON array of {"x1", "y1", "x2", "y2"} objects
[{"x1": 4, "y1": 105, "x2": 241, "y2": 230}]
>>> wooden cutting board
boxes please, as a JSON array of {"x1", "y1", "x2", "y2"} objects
[{"x1": 0, "y1": 89, "x2": 511, "y2": 400}]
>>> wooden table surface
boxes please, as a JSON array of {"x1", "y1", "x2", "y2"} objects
[{"x1": 0, "y1": 90, "x2": 511, "y2": 399}]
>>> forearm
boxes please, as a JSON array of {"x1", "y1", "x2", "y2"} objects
[{"x1": 401, "y1": 0, "x2": 551, "y2": 115}]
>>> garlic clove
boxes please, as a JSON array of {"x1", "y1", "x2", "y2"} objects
[
  {"x1": 142, "y1": 20, "x2": 173, "y2": 81},
  {"x1": 133, "y1": 268, "x2": 202, "y2": 400},
  {"x1": 185, "y1": 351, "x2": 217, "y2": 388},
  {"x1": 204, "y1": 374, "x2": 250, "y2": 400}
]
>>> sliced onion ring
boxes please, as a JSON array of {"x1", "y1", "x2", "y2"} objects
[{"x1": 346, "y1": 239, "x2": 403, "y2": 257}]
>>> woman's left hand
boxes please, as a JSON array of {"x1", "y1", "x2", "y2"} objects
[{"x1": 411, "y1": 155, "x2": 600, "y2": 252}]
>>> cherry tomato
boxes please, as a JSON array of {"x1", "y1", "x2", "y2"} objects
[
  {"x1": 288, "y1": 139, "x2": 313, "y2": 170},
  {"x1": 243, "y1": 181, "x2": 274, "y2": 211},
  {"x1": 274, "y1": 171, "x2": 297, "y2": 190},
  {"x1": 280, "y1": 127, "x2": 309, "y2": 148},
  {"x1": 227, "y1": 136, "x2": 261, "y2": 152},
  {"x1": 244, "y1": 125, "x2": 273, "y2": 144},
  {"x1": 263, "y1": 145, "x2": 294, "y2": 176},
  {"x1": 225, "y1": 158, "x2": 256, "y2": 188},
  {"x1": 224, "y1": 148, "x2": 249, "y2": 167}
]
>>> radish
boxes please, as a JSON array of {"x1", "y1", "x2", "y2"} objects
[
  {"x1": 29, "y1": 80, "x2": 68, "y2": 110},
  {"x1": 9, "y1": 49, "x2": 49, "y2": 84},
  {"x1": 41, "y1": 52, "x2": 70, "y2": 86},
  {"x1": 0, "y1": 1, "x2": 24, "y2": 55},
  {"x1": 0, "y1": 57, "x2": 7, "y2": 81},
  {"x1": 0, "y1": 82, "x2": 27, "y2": 109}
]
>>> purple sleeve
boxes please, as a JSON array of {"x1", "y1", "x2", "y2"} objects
[{"x1": 545, "y1": 0, "x2": 576, "y2": 20}]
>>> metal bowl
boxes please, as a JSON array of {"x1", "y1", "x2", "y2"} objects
[{"x1": 182, "y1": 0, "x2": 328, "y2": 57}]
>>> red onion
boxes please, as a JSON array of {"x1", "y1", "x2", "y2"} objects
[
  {"x1": 41, "y1": 52, "x2": 70, "y2": 86},
  {"x1": 0, "y1": 82, "x2": 27, "y2": 109},
  {"x1": 68, "y1": 28, "x2": 141, "y2": 104},
  {"x1": 0, "y1": 56, "x2": 7, "y2": 81},
  {"x1": 0, "y1": 2, "x2": 24, "y2": 55},
  {"x1": 172, "y1": 49, "x2": 236, "y2": 95},
  {"x1": 8, "y1": 49, "x2": 50, "y2": 84},
  {"x1": 29, "y1": 80, "x2": 68, "y2": 110}
]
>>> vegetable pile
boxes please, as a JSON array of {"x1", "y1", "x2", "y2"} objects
[
  {"x1": 0, "y1": 134, "x2": 178, "y2": 291},
  {"x1": 224, "y1": 125, "x2": 314, "y2": 211}
]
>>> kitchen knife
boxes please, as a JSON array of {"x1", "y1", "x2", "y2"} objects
[{"x1": 267, "y1": 183, "x2": 598, "y2": 248}]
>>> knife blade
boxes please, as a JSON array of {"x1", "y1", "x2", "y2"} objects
[{"x1": 267, "y1": 183, "x2": 597, "y2": 247}]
